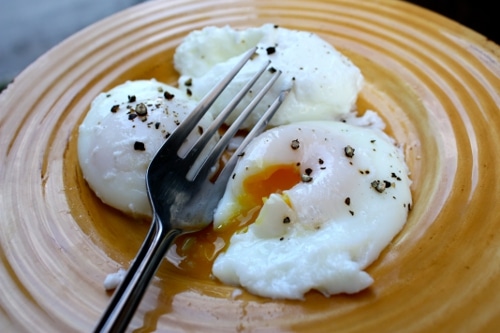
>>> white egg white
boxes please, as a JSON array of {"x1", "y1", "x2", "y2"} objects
[
  {"x1": 78, "y1": 79, "x2": 216, "y2": 217},
  {"x1": 174, "y1": 24, "x2": 363, "y2": 129},
  {"x1": 213, "y1": 120, "x2": 412, "y2": 299}
]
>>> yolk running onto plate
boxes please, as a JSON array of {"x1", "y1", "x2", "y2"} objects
[{"x1": 172, "y1": 164, "x2": 301, "y2": 278}]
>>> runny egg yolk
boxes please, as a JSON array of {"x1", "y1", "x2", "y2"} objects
[
  {"x1": 239, "y1": 164, "x2": 301, "y2": 217},
  {"x1": 172, "y1": 164, "x2": 301, "y2": 278}
]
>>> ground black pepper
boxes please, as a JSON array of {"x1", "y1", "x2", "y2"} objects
[
  {"x1": 266, "y1": 46, "x2": 276, "y2": 55},
  {"x1": 134, "y1": 141, "x2": 146, "y2": 151},
  {"x1": 164, "y1": 91, "x2": 175, "y2": 100},
  {"x1": 344, "y1": 145, "x2": 355, "y2": 158},
  {"x1": 136, "y1": 103, "x2": 148, "y2": 116}
]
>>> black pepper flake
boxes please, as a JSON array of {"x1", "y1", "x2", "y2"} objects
[
  {"x1": 174, "y1": 119, "x2": 180, "y2": 126},
  {"x1": 408, "y1": 203, "x2": 412, "y2": 211},
  {"x1": 370, "y1": 140, "x2": 376, "y2": 143},
  {"x1": 136, "y1": 103, "x2": 148, "y2": 116},
  {"x1": 305, "y1": 168, "x2": 313, "y2": 176},
  {"x1": 155, "y1": 122, "x2": 160, "y2": 129},
  {"x1": 345, "y1": 197, "x2": 351, "y2": 206},
  {"x1": 301, "y1": 174, "x2": 313, "y2": 183},
  {"x1": 232, "y1": 173, "x2": 236, "y2": 179},
  {"x1": 371, "y1": 180, "x2": 390, "y2": 193},
  {"x1": 110, "y1": 104, "x2": 119, "y2": 113},
  {"x1": 186, "y1": 88, "x2": 192, "y2": 97},
  {"x1": 274, "y1": 24, "x2": 279, "y2": 28},
  {"x1": 266, "y1": 46, "x2": 276, "y2": 55},
  {"x1": 344, "y1": 145, "x2": 355, "y2": 158},
  {"x1": 164, "y1": 91, "x2": 175, "y2": 100},
  {"x1": 184, "y1": 78, "x2": 193, "y2": 86},
  {"x1": 128, "y1": 113, "x2": 138, "y2": 121},
  {"x1": 134, "y1": 141, "x2": 146, "y2": 151},
  {"x1": 198, "y1": 126, "x2": 204, "y2": 135},
  {"x1": 291, "y1": 139, "x2": 300, "y2": 150},
  {"x1": 128, "y1": 95, "x2": 136, "y2": 103},
  {"x1": 319, "y1": 158, "x2": 324, "y2": 165},
  {"x1": 279, "y1": 237, "x2": 284, "y2": 241},
  {"x1": 349, "y1": 210, "x2": 354, "y2": 216},
  {"x1": 320, "y1": 167, "x2": 326, "y2": 170},
  {"x1": 268, "y1": 67, "x2": 277, "y2": 74},
  {"x1": 391, "y1": 172, "x2": 402, "y2": 181},
  {"x1": 165, "y1": 132, "x2": 171, "y2": 139},
  {"x1": 283, "y1": 217, "x2": 291, "y2": 224},
  {"x1": 296, "y1": 162, "x2": 301, "y2": 166}
]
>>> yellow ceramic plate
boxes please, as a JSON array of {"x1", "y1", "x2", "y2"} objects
[{"x1": 1, "y1": 0, "x2": 500, "y2": 331}]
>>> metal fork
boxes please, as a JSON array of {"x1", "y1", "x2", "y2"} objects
[{"x1": 94, "y1": 47, "x2": 292, "y2": 332}]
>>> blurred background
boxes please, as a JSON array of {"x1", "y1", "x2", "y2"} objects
[{"x1": 0, "y1": 0, "x2": 497, "y2": 92}]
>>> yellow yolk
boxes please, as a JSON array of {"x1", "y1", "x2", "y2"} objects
[
  {"x1": 172, "y1": 164, "x2": 301, "y2": 278},
  {"x1": 239, "y1": 164, "x2": 301, "y2": 217}
]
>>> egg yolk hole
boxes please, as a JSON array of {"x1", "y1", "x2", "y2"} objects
[
  {"x1": 240, "y1": 164, "x2": 302, "y2": 209},
  {"x1": 172, "y1": 164, "x2": 301, "y2": 278}
]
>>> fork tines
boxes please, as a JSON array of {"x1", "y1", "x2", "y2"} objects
[{"x1": 166, "y1": 46, "x2": 291, "y2": 182}]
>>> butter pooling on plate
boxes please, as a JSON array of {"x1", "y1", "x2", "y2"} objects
[{"x1": 77, "y1": 24, "x2": 412, "y2": 298}]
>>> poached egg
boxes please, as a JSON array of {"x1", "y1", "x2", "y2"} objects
[
  {"x1": 78, "y1": 79, "x2": 217, "y2": 217},
  {"x1": 212, "y1": 120, "x2": 412, "y2": 299},
  {"x1": 174, "y1": 24, "x2": 363, "y2": 129}
]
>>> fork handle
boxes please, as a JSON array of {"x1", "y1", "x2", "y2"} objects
[{"x1": 94, "y1": 218, "x2": 181, "y2": 333}]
